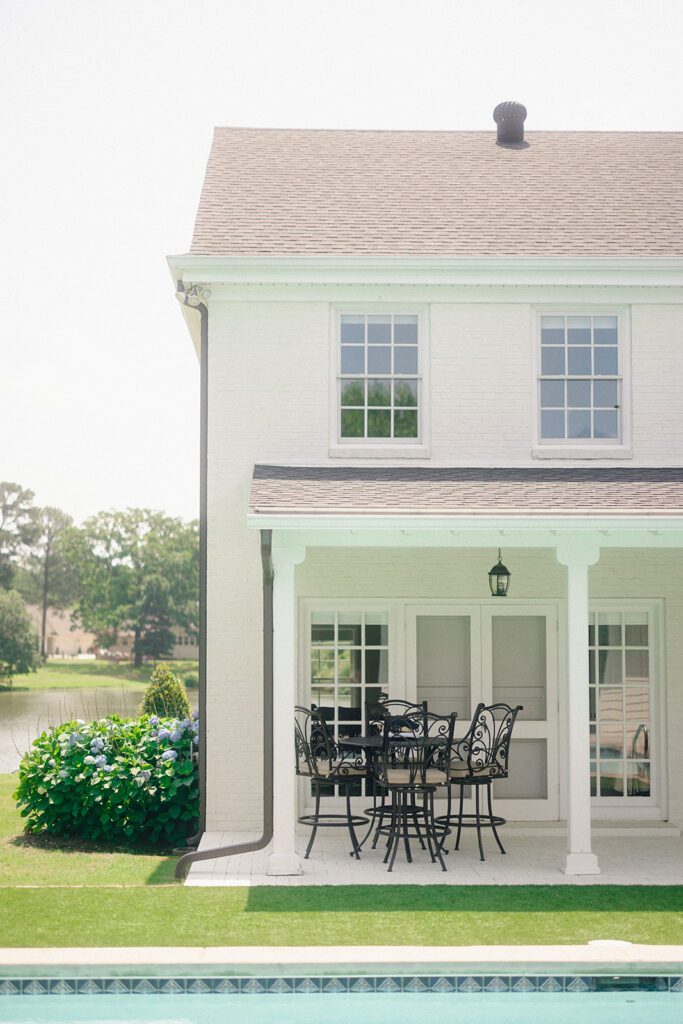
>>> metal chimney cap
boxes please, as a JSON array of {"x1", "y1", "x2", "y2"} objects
[{"x1": 493, "y1": 101, "x2": 528, "y2": 146}]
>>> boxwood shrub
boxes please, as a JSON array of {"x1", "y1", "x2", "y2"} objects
[{"x1": 14, "y1": 712, "x2": 199, "y2": 847}]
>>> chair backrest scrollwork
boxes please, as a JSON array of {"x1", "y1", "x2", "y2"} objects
[{"x1": 454, "y1": 702, "x2": 523, "y2": 779}]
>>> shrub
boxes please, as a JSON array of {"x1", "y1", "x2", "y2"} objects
[
  {"x1": 138, "y1": 664, "x2": 191, "y2": 719},
  {"x1": 183, "y1": 671, "x2": 199, "y2": 689},
  {"x1": 14, "y1": 712, "x2": 199, "y2": 846}
]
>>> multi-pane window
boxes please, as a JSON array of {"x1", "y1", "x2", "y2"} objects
[
  {"x1": 309, "y1": 610, "x2": 389, "y2": 796},
  {"x1": 539, "y1": 315, "x2": 621, "y2": 443},
  {"x1": 589, "y1": 611, "x2": 652, "y2": 800},
  {"x1": 339, "y1": 314, "x2": 419, "y2": 441},
  {"x1": 310, "y1": 610, "x2": 388, "y2": 736}
]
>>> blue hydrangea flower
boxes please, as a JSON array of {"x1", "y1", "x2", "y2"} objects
[
  {"x1": 94, "y1": 754, "x2": 107, "y2": 768},
  {"x1": 192, "y1": 711, "x2": 199, "y2": 721},
  {"x1": 149, "y1": 715, "x2": 159, "y2": 726},
  {"x1": 84, "y1": 755, "x2": 95, "y2": 765},
  {"x1": 103, "y1": 764, "x2": 114, "y2": 773},
  {"x1": 181, "y1": 718, "x2": 190, "y2": 729},
  {"x1": 161, "y1": 749, "x2": 178, "y2": 762},
  {"x1": 69, "y1": 732, "x2": 83, "y2": 746},
  {"x1": 90, "y1": 737, "x2": 105, "y2": 752},
  {"x1": 157, "y1": 728, "x2": 171, "y2": 741},
  {"x1": 170, "y1": 730, "x2": 182, "y2": 743}
]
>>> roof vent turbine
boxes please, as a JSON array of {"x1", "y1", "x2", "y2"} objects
[{"x1": 493, "y1": 101, "x2": 527, "y2": 146}]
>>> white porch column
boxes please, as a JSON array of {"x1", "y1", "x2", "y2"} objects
[
  {"x1": 267, "y1": 538, "x2": 306, "y2": 876},
  {"x1": 556, "y1": 537, "x2": 601, "y2": 876}
]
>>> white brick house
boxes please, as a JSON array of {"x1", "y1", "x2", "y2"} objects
[{"x1": 169, "y1": 107, "x2": 683, "y2": 878}]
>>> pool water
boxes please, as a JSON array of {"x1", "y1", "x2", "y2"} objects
[{"x1": 0, "y1": 992, "x2": 679, "y2": 1024}]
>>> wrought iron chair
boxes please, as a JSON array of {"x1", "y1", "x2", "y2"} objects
[
  {"x1": 436, "y1": 702, "x2": 522, "y2": 862},
  {"x1": 294, "y1": 705, "x2": 369, "y2": 859},
  {"x1": 366, "y1": 698, "x2": 427, "y2": 737},
  {"x1": 374, "y1": 708, "x2": 456, "y2": 872},
  {"x1": 364, "y1": 698, "x2": 428, "y2": 849}
]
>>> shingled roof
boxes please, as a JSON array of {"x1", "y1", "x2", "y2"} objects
[
  {"x1": 249, "y1": 466, "x2": 683, "y2": 516},
  {"x1": 190, "y1": 128, "x2": 683, "y2": 258}
]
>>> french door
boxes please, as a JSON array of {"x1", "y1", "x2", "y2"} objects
[{"x1": 405, "y1": 603, "x2": 560, "y2": 820}]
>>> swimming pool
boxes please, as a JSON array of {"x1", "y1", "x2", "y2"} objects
[{"x1": 0, "y1": 990, "x2": 681, "y2": 1024}]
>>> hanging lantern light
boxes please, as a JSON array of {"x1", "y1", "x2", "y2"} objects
[{"x1": 488, "y1": 549, "x2": 511, "y2": 597}]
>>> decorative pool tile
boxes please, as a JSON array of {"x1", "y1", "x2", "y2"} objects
[
  {"x1": 538, "y1": 976, "x2": 563, "y2": 992},
  {"x1": 376, "y1": 977, "x2": 401, "y2": 992},
  {"x1": 294, "y1": 977, "x2": 321, "y2": 993},
  {"x1": 1, "y1": 973, "x2": 681, "y2": 996},
  {"x1": 430, "y1": 976, "x2": 456, "y2": 992},
  {"x1": 565, "y1": 977, "x2": 591, "y2": 992},
  {"x1": 47, "y1": 980, "x2": 75, "y2": 995},
  {"x1": 349, "y1": 977, "x2": 374, "y2": 992},
  {"x1": 213, "y1": 979, "x2": 239, "y2": 994},
  {"x1": 457, "y1": 976, "x2": 482, "y2": 992},
  {"x1": 321, "y1": 977, "x2": 347, "y2": 992},
  {"x1": 511, "y1": 976, "x2": 536, "y2": 992}
]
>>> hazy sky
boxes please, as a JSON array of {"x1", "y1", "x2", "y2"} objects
[{"x1": 1, "y1": 0, "x2": 681, "y2": 524}]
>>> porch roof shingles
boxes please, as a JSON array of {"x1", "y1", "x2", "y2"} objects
[
  {"x1": 249, "y1": 466, "x2": 683, "y2": 516},
  {"x1": 190, "y1": 129, "x2": 683, "y2": 258}
]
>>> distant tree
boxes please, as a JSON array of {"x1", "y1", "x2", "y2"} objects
[
  {"x1": 0, "y1": 589, "x2": 38, "y2": 687},
  {"x1": 15, "y1": 507, "x2": 79, "y2": 659},
  {"x1": 0, "y1": 483, "x2": 37, "y2": 590},
  {"x1": 63, "y1": 509, "x2": 199, "y2": 666}
]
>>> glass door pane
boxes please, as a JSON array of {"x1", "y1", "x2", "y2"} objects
[
  {"x1": 589, "y1": 609, "x2": 652, "y2": 801},
  {"x1": 416, "y1": 615, "x2": 471, "y2": 719},
  {"x1": 491, "y1": 615, "x2": 547, "y2": 720}
]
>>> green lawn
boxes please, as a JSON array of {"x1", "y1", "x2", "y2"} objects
[
  {"x1": 4, "y1": 659, "x2": 198, "y2": 692},
  {"x1": 2, "y1": 773, "x2": 682, "y2": 947}
]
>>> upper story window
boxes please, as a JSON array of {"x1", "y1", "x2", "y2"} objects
[
  {"x1": 538, "y1": 314, "x2": 625, "y2": 447},
  {"x1": 337, "y1": 313, "x2": 421, "y2": 444}
]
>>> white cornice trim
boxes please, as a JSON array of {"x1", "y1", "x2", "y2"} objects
[
  {"x1": 247, "y1": 511, "x2": 683, "y2": 535},
  {"x1": 167, "y1": 254, "x2": 683, "y2": 289}
]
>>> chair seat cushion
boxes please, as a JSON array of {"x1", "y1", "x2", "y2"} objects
[
  {"x1": 451, "y1": 764, "x2": 497, "y2": 779},
  {"x1": 385, "y1": 768, "x2": 447, "y2": 786}
]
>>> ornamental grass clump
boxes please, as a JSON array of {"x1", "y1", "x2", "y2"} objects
[
  {"x1": 138, "y1": 664, "x2": 192, "y2": 719},
  {"x1": 14, "y1": 712, "x2": 200, "y2": 847}
]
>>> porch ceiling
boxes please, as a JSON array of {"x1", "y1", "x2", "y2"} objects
[{"x1": 248, "y1": 466, "x2": 683, "y2": 547}]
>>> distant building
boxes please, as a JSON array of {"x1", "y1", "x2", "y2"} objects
[{"x1": 25, "y1": 606, "x2": 96, "y2": 658}]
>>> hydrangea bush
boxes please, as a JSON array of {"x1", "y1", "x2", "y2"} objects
[{"x1": 14, "y1": 712, "x2": 199, "y2": 846}]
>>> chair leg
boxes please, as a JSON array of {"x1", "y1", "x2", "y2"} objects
[
  {"x1": 305, "y1": 785, "x2": 320, "y2": 859},
  {"x1": 345, "y1": 785, "x2": 362, "y2": 859},
  {"x1": 401, "y1": 790, "x2": 413, "y2": 864},
  {"x1": 432, "y1": 792, "x2": 447, "y2": 871},
  {"x1": 454, "y1": 784, "x2": 465, "y2": 851},
  {"x1": 474, "y1": 785, "x2": 485, "y2": 861},
  {"x1": 386, "y1": 791, "x2": 401, "y2": 872},
  {"x1": 487, "y1": 782, "x2": 506, "y2": 855}
]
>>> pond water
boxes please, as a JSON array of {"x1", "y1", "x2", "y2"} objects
[{"x1": 0, "y1": 687, "x2": 148, "y2": 773}]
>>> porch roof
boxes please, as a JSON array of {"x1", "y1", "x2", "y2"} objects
[{"x1": 250, "y1": 465, "x2": 683, "y2": 517}]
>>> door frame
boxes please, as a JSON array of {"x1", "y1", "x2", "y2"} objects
[{"x1": 405, "y1": 599, "x2": 561, "y2": 821}]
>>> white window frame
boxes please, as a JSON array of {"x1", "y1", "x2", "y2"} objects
[
  {"x1": 329, "y1": 305, "x2": 431, "y2": 458},
  {"x1": 532, "y1": 307, "x2": 632, "y2": 459}
]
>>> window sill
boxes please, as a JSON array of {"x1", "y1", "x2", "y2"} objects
[
  {"x1": 329, "y1": 443, "x2": 431, "y2": 460},
  {"x1": 532, "y1": 445, "x2": 633, "y2": 460}
]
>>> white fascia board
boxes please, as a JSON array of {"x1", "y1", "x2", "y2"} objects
[
  {"x1": 167, "y1": 254, "x2": 683, "y2": 288},
  {"x1": 247, "y1": 512, "x2": 683, "y2": 547}
]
